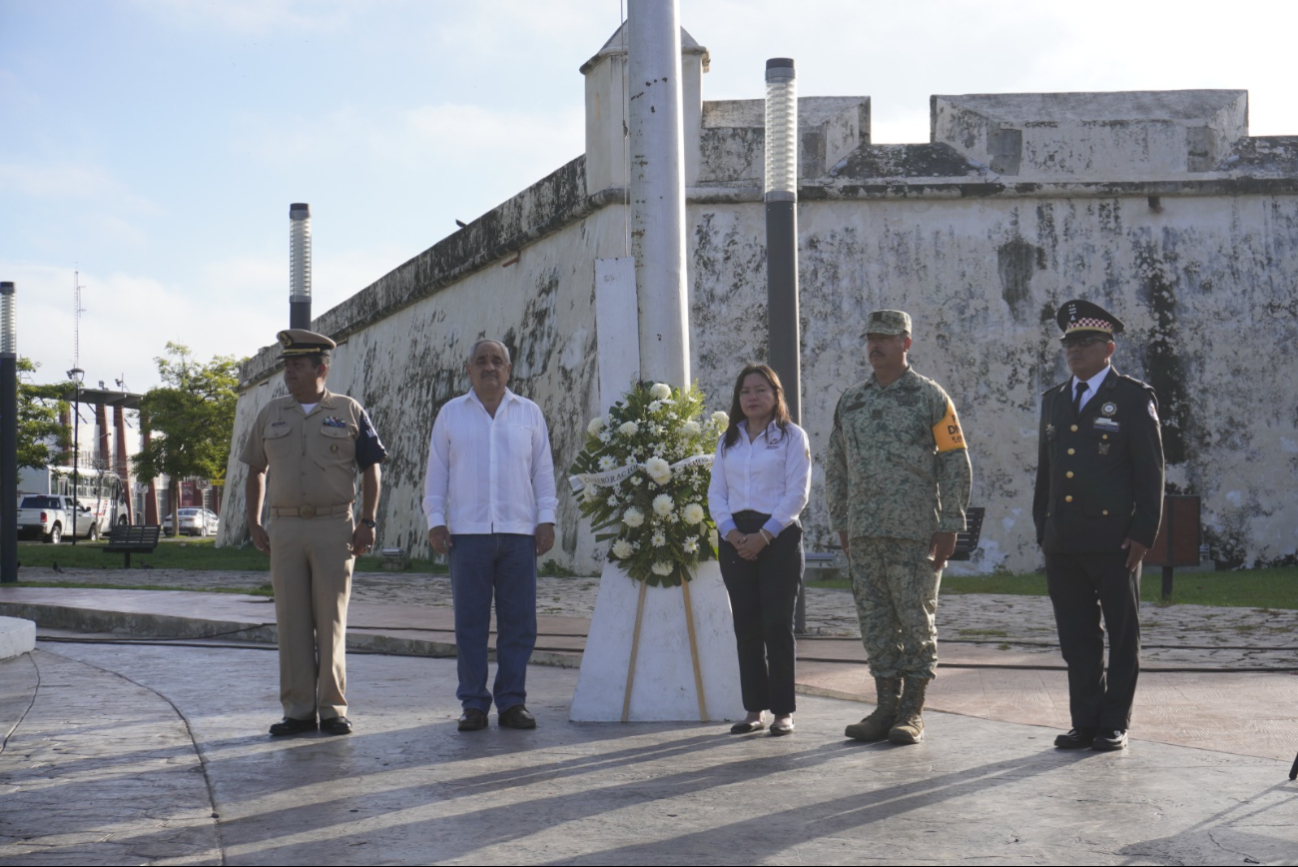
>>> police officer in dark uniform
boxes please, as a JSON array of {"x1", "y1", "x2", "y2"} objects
[{"x1": 1034, "y1": 300, "x2": 1164, "y2": 752}]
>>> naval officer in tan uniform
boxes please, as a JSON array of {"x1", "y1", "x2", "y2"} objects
[{"x1": 242, "y1": 329, "x2": 387, "y2": 736}]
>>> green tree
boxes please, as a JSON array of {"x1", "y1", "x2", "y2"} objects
[
  {"x1": 16, "y1": 358, "x2": 72, "y2": 471},
  {"x1": 132, "y1": 343, "x2": 242, "y2": 533}
]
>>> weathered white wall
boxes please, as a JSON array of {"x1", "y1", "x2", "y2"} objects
[
  {"x1": 688, "y1": 192, "x2": 1298, "y2": 571},
  {"x1": 221, "y1": 204, "x2": 636, "y2": 573},
  {"x1": 225, "y1": 180, "x2": 1298, "y2": 574},
  {"x1": 933, "y1": 91, "x2": 1249, "y2": 179},
  {"x1": 218, "y1": 25, "x2": 1298, "y2": 573}
]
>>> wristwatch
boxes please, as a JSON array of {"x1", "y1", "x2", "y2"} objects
[{"x1": 360, "y1": 518, "x2": 377, "y2": 529}]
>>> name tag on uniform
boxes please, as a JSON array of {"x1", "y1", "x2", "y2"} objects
[{"x1": 1093, "y1": 417, "x2": 1120, "y2": 432}]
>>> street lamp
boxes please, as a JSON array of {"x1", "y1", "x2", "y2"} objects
[
  {"x1": 1, "y1": 282, "x2": 16, "y2": 582},
  {"x1": 67, "y1": 366, "x2": 84, "y2": 546},
  {"x1": 289, "y1": 203, "x2": 312, "y2": 329},
  {"x1": 764, "y1": 58, "x2": 805, "y2": 633}
]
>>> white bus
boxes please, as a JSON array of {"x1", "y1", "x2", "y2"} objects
[{"x1": 18, "y1": 465, "x2": 131, "y2": 537}]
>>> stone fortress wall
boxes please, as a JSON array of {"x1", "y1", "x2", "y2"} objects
[{"x1": 219, "y1": 26, "x2": 1298, "y2": 574}]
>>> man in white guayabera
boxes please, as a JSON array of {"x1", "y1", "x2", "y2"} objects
[{"x1": 423, "y1": 339, "x2": 558, "y2": 733}]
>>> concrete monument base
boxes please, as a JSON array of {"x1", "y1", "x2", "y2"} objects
[
  {"x1": 570, "y1": 559, "x2": 743, "y2": 722},
  {"x1": 0, "y1": 616, "x2": 35, "y2": 660}
]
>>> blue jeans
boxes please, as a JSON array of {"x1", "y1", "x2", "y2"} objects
[{"x1": 449, "y1": 533, "x2": 537, "y2": 712}]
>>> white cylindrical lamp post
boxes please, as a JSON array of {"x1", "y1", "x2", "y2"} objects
[
  {"x1": 765, "y1": 58, "x2": 806, "y2": 633},
  {"x1": 289, "y1": 203, "x2": 312, "y2": 329},
  {"x1": 764, "y1": 57, "x2": 800, "y2": 425}
]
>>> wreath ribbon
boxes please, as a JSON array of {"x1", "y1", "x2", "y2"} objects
[{"x1": 568, "y1": 453, "x2": 714, "y2": 493}]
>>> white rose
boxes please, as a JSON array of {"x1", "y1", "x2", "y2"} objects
[
  {"x1": 682, "y1": 503, "x2": 705, "y2": 525},
  {"x1": 587, "y1": 416, "x2": 605, "y2": 435},
  {"x1": 682, "y1": 420, "x2": 701, "y2": 435},
  {"x1": 650, "y1": 383, "x2": 672, "y2": 400},
  {"x1": 612, "y1": 539, "x2": 634, "y2": 559},
  {"x1": 618, "y1": 421, "x2": 639, "y2": 437},
  {"x1": 652, "y1": 494, "x2": 674, "y2": 517},
  {"x1": 623, "y1": 507, "x2": 645, "y2": 528},
  {"x1": 652, "y1": 561, "x2": 673, "y2": 576},
  {"x1": 711, "y1": 411, "x2": 729, "y2": 428},
  {"x1": 651, "y1": 531, "x2": 667, "y2": 547},
  {"x1": 644, "y1": 457, "x2": 671, "y2": 485}
]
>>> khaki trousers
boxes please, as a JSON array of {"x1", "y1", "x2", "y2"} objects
[{"x1": 269, "y1": 513, "x2": 354, "y2": 720}]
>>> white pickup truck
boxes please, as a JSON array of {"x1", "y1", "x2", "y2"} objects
[{"x1": 17, "y1": 494, "x2": 97, "y2": 544}]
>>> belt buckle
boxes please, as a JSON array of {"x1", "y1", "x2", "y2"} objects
[{"x1": 299, "y1": 505, "x2": 317, "y2": 518}]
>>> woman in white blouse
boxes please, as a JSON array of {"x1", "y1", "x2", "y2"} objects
[{"x1": 708, "y1": 364, "x2": 812, "y2": 736}]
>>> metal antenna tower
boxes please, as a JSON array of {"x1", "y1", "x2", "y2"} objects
[{"x1": 73, "y1": 271, "x2": 86, "y2": 369}]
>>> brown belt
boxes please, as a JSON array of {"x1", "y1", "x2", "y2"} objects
[{"x1": 270, "y1": 504, "x2": 352, "y2": 519}]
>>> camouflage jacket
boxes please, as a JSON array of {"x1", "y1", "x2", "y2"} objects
[{"x1": 826, "y1": 367, "x2": 972, "y2": 543}]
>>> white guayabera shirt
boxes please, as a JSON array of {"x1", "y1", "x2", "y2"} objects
[
  {"x1": 707, "y1": 420, "x2": 812, "y2": 540},
  {"x1": 422, "y1": 388, "x2": 558, "y2": 536}
]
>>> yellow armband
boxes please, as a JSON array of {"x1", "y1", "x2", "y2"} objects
[{"x1": 932, "y1": 400, "x2": 967, "y2": 452}]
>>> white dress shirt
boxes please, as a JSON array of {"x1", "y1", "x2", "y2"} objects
[
  {"x1": 1071, "y1": 366, "x2": 1112, "y2": 413},
  {"x1": 708, "y1": 419, "x2": 812, "y2": 538},
  {"x1": 422, "y1": 388, "x2": 558, "y2": 535}
]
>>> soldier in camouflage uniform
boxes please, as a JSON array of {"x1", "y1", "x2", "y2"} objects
[{"x1": 826, "y1": 310, "x2": 972, "y2": 745}]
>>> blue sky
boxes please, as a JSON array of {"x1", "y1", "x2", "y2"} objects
[{"x1": 4, "y1": 0, "x2": 1295, "y2": 393}]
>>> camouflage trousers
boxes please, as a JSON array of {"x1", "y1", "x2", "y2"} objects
[{"x1": 848, "y1": 537, "x2": 942, "y2": 680}]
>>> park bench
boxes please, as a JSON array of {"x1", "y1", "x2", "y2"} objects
[
  {"x1": 948, "y1": 506, "x2": 986, "y2": 561},
  {"x1": 379, "y1": 547, "x2": 410, "y2": 571},
  {"x1": 102, "y1": 524, "x2": 161, "y2": 568}
]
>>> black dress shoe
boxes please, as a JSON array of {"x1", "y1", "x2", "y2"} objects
[
  {"x1": 498, "y1": 704, "x2": 537, "y2": 729},
  {"x1": 458, "y1": 708, "x2": 488, "y2": 732},
  {"x1": 269, "y1": 716, "x2": 317, "y2": 736},
  {"x1": 1092, "y1": 729, "x2": 1128, "y2": 751},
  {"x1": 320, "y1": 716, "x2": 354, "y2": 736},
  {"x1": 769, "y1": 719, "x2": 795, "y2": 736},
  {"x1": 1054, "y1": 727, "x2": 1098, "y2": 749},
  {"x1": 730, "y1": 719, "x2": 765, "y2": 734}
]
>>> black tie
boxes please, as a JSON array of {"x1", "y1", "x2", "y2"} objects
[{"x1": 1073, "y1": 381, "x2": 1089, "y2": 417}]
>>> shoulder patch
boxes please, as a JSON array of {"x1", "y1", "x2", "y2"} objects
[{"x1": 932, "y1": 399, "x2": 967, "y2": 452}]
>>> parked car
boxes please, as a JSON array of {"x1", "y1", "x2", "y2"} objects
[
  {"x1": 17, "y1": 494, "x2": 98, "y2": 543},
  {"x1": 162, "y1": 508, "x2": 220, "y2": 537}
]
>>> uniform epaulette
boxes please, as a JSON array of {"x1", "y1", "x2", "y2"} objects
[{"x1": 1114, "y1": 371, "x2": 1155, "y2": 392}]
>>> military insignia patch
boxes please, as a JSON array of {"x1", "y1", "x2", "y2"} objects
[
  {"x1": 1098, "y1": 442, "x2": 1111, "y2": 455},
  {"x1": 322, "y1": 416, "x2": 348, "y2": 429},
  {"x1": 1045, "y1": 424, "x2": 1056, "y2": 438},
  {"x1": 1101, "y1": 402, "x2": 1117, "y2": 417},
  {"x1": 1148, "y1": 400, "x2": 1159, "y2": 422}
]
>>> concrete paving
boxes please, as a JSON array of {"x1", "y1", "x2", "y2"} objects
[
  {"x1": 2, "y1": 641, "x2": 1296, "y2": 866},
  {"x1": 3, "y1": 579, "x2": 1297, "y2": 761},
  {"x1": 1, "y1": 573, "x2": 1296, "y2": 864}
]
